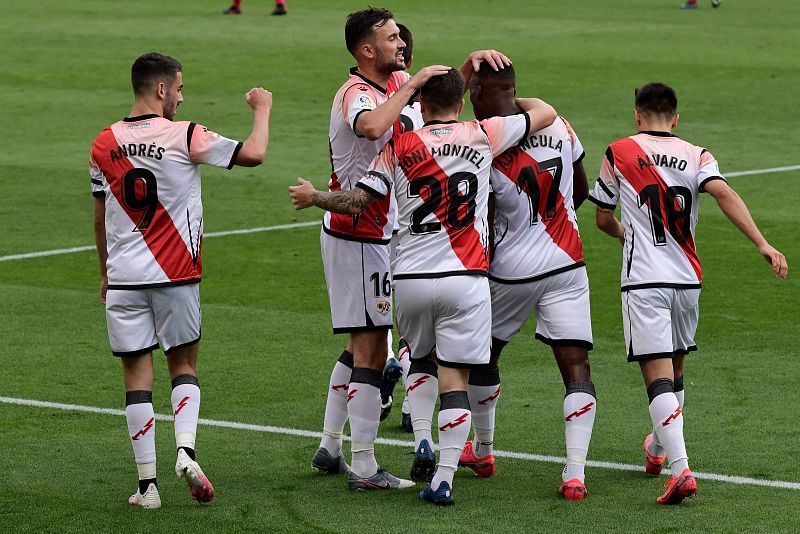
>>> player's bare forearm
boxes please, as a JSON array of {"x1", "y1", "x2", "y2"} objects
[
  {"x1": 311, "y1": 188, "x2": 375, "y2": 215},
  {"x1": 237, "y1": 88, "x2": 273, "y2": 166},
  {"x1": 705, "y1": 180, "x2": 788, "y2": 278},
  {"x1": 572, "y1": 161, "x2": 589, "y2": 209},
  {"x1": 515, "y1": 98, "x2": 557, "y2": 133},
  {"x1": 596, "y1": 207, "x2": 624, "y2": 245},
  {"x1": 93, "y1": 197, "x2": 108, "y2": 303},
  {"x1": 355, "y1": 85, "x2": 416, "y2": 141},
  {"x1": 237, "y1": 108, "x2": 270, "y2": 167}
]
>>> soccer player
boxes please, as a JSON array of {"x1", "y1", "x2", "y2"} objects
[
  {"x1": 588, "y1": 82, "x2": 787, "y2": 504},
  {"x1": 224, "y1": 0, "x2": 287, "y2": 15},
  {"x1": 290, "y1": 68, "x2": 557, "y2": 505},
  {"x1": 308, "y1": 6, "x2": 510, "y2": 491},
  {"x1": 90, "y1": 52, "x2": 271, "y2": 509},
  {"x1": 379, "y1": 22, "x2": 423, "y2": 429},
  {"x1": 466, "y1": 64, "x2": 596, "y2": 501}
]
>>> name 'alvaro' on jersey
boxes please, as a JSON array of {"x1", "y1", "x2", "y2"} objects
[
  {"x1": 489, "y1": 116, "x2": 586, "y2": 282},
  {"x1": 588, "y1": 131, "x2": 727, "y2": 291}
]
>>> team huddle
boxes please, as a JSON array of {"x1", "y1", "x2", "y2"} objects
[{"x1": 90, "y1": 7, "x2": 788, "y2": 510}]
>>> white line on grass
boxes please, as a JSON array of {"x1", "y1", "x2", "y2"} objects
[
  {"x1": 0, "y1": 220, "x2": 321, "y2": 262},
  {"x1": 2, "y1": 163, "x2": 799, "y2": 264},
  {"x1": 3, "y1": 395, "x2": 798, "y2": 491}
]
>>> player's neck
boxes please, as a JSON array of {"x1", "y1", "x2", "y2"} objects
[
  {"x1": 496, "y1": 100, "x2": 522, "y2": 118},
  {"x1": 636, "y1": 119, "x2": 674, "y2": 134},
  {"x1": 130, "y1": 99, "x2": 163, "y2": 119},
  {"x1": 423, "y1": 111, "x2": 459, "y2": 123},
  {"x1": 356, "y1": 65, "x2": 390, "y2": 90}
]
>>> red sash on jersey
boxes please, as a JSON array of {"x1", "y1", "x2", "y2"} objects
[
  {"x1": 93, "y1": 128, "x2": 201, "y2": 283},
  {"x1": 612, "y1": 137, "x2": 701, "y2": 281},
  {"x1": 492, "y1": 148, "x2": 583, "y2": 263}
]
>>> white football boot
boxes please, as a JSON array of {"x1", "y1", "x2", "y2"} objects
[
  {"x1": 175, "y1": 449, "x2": 215, "y2": 503},
  {"x1": 128, "y1": 482, "x2": 161, "y2": 509}
]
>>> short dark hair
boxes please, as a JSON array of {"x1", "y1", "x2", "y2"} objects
[
  {"x1": 345, "y1": 7, "x2": 394, "y2": 56},
  {"x1": 131, "y1": 52, "x2": 182, "y2": 96},
  {"x1": 397, "y1": 23, "x2": 412, "y2": 65},
  {"x1": 635, "y1": 82, "x2": 678, "y2": 118},
  {"x1": 473, "y1": 63, "x2": 516, "y2": 86},
  {"x1": 420, "y1": 69, "x2": 464, "y2": 113}
]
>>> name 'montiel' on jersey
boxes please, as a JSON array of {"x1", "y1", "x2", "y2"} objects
[
  {"x1": 588, "y1": 131, "x2": 726, "y2": 291},
  {"x1": 356, "y1": 113, "x2": 531, "y2": 279},
  {"x1": 90, "y1": 114, "x2": 241, "y2": 289},
  {"x1": 489, "y1": 116, "x2": 586, "y2": 283},
  {"x1": 327, "y1": 67, "x2": 412, "y2": 243}
]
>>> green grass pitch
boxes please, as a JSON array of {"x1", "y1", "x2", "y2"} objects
[{"x1": 0, "y1": 0, "x2": 798, "y2": 532}]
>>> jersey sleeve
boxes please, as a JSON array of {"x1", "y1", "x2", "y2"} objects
[
  {"x1": 188, "y1": 123, "x2": 242, "y2": 169},
  {"x1": 356, "y1": 140, "x2": 396, "y2": 199},
  {"x1": 342, "y1": 84, "x2": 378, "y2": 138},
  {"x1": 89, "y1": 154, "x2": 105, "y2": 198},
  {"x1": 587, "y1": 146, "x2": 620, "y2": 209},
  {"x1": 560, "y1": 117, "x2": 585, "y2": 164},
  {"x1": 481, "y1": 113, "x2": 530, "y2": 156},
  {"x1": 697, "y1": 149, "x2": 727, "y2": 192}
]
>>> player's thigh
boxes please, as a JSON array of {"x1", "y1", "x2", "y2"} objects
[
  {"x1": 433, "y1": 276, "x2": 491, "y2": 367},
  {"x1": 489, "y1": 279, "x2": 541, "y2": 343},
  {"x1": 395, "y1": 278, "x2": 436, "y2": 360},
  {"x1": 105, "y1": 289, "x2": 159, "y2": 356},
  {"x1": 535, "y1": 268, "x2": 593, "y2": 349},
  {"x1": 321, "y1": 232, "x2": 393, "y2": 332},
  {"x1": 622, "y1": 288, "x2": 674, "y2": 362},
  {"x1": 151, "y1": 283, "x2": 201, "y2": 354},
  {"x1": 671, "y1": 288, "x2": 700, "y2": 353}
]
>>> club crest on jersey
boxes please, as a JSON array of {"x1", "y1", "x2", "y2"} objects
[
  {"x1": 376, "y1": 300, "x2": 391, "y2": 315},
  {"x1": 357, "y1": 94, "x2": 376, "y2": 109}
]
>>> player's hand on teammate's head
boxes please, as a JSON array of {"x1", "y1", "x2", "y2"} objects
[
  {"x1": 288, "y1": 178, "x2": 315, "y2": 210},
  {"x1": 246, "y1": 87, "x2": 273, "y2": 112},
  {"x1": 468, "y1": 50, "x2": 511, "y2": 72},
  {"x1": 758, "y1": 243, "x2": 788, "y2": 279},
  {"x1": 409, "y1": 65, "x2": 452, "y2": 90}
]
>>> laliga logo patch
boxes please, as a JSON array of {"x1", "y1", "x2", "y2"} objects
[
  {"x1": 358, "y1": 94, "x2": 376, "y2": 109},
  {"x1": 376, "y1": 300, "x2": 391, "y2": 315}
]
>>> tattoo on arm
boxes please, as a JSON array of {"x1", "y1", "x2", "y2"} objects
[{"x1": 312, "y1": 188, "x2": 376, "y2": 215}]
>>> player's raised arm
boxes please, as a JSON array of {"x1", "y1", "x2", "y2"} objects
[
  {"x1": 515, "y1": 97, "x2": 558, "y2": 133},
  {"x1": 289, "y1": 178, "x2": 376, "y2": 215},
  {"x1": 355, "y1": 65, "x2": 450, "y2": 140},
  {"x1": 703, "y1": 179, "x2": 788, "y2": 279},
  {"x1": 234, "y1": 87, "x2": 273, "y2": 167}
]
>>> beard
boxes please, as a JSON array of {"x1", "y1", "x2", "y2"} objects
[
  {"x1": 375, "y1": 47, "x2": 405, "y2": 76},
  {"x1": 162, "y1": 95, "x2": 178, "y2": 121}
]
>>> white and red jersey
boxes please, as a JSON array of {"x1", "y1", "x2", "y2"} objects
[
  {"x1": 327, "y1": 67, "x2": 411, "y2": 243},
  {"x1": 90, "y1": 114, "x2": 241, "y2": 288},
  {"x1": 588, "y1": 131, "x2": 726, "y2": 291},
  {"x1": 489, "y1": 116, "x2": 586, "y2": 282},
  {"x1": 357, "y1": 114, "x2": 531, "y2": 279}
]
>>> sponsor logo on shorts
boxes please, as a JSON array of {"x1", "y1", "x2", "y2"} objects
[{"x1": 376, "y1": 300, "x2": 391, "y2": 315}]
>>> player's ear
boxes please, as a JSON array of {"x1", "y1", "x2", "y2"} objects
[
  {"x1": 361, "y1": 41, "x2": 375, "y2": 60},
  {"x1": 672, "y1": 113, "x2": 679, "y2": 129},
  {"x1": 157, "y1": 82, "x2": 165, "y2": 99},
  {"x1": 457, "y1": 98, "x2": 465, "y2": 115}
]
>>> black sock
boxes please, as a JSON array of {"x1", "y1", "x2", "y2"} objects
[
  {"x1": 178, "y1": 446, "x2": 196, "y2": 461},
  {"x1": 139, "y1": 477, "x2": 157, "y2": 494}
]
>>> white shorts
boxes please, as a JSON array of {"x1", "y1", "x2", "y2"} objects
[
  {"x1": 106, "y1": 283, "x2": 201, "y2": 357},
  {"x1": 394, "y1": 275, "x2": 491, "y2": 368},
  {"x1": 321, "y1": 230, "x2": 393, "y2": 333},
  {"x1": 622, "y1": 287, "x2": 700, "y2": 362},
  {"x1": 490, "y1": 266, "x2": 593, "y2": 349}
]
